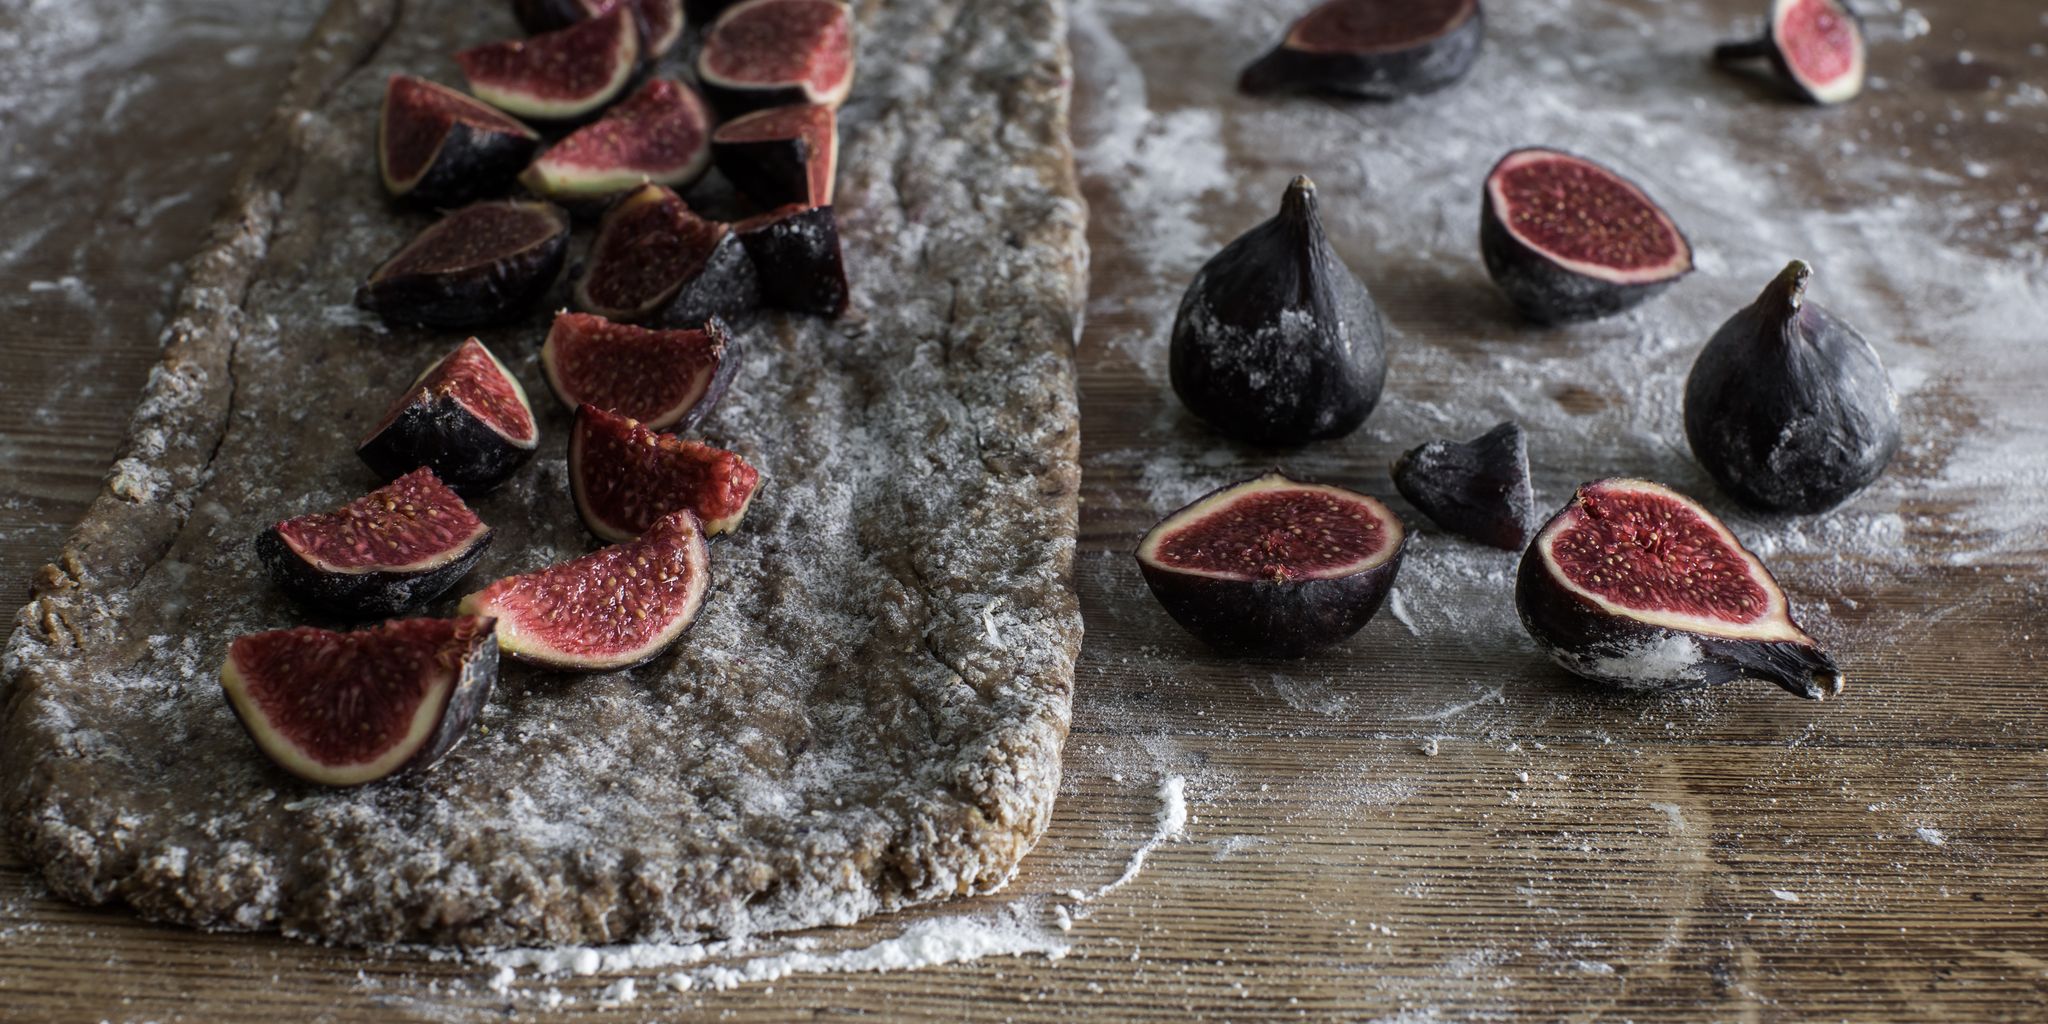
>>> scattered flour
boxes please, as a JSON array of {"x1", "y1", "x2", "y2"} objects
[{"x1": 1914, "y1": 827, "x2": 1948, "y2": 847}]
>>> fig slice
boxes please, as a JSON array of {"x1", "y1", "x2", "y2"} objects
[
  {"x1": 378, "y1": 75, "x2": 541, "y2": 206},
  {"x1": 710, "y1": 102, "x2": 838, "y2": 208},
  {"x1": 359, "y1": 338, "x2": 540, "y2": 497},
  {"x1": 520, "y1": 79, "x2": 715, "y2": 204},
  {"x1": 1136, "y1": 471, "x2": 1405, "y2": 658},
  {"x1": 572, "y1": 183, "x2": 760, "y2": 325},
  {"x1": 1480, "y1": 148, "x2": 1693, "y2": 325},
  {"x1": 1714, "y1": 0, "x2": 1866, "y2": 105},
  {"x1": 1392, "y1": 421, "x2": 1535, "y2": 551},
  {"x1": 540, "y1": 312, "x2": 738, "y2": 430},
  {"x1": 512, "y1": 0, "x2": 685, "y2": 59},
  {"x1": 257, "y1": 468, "x2": 493, "y2": 618},
  {"x1": 357, "y1": 199, "x2": 570, "y2": 328},
  {"x1": 734, "y1": 203, "x2": 849, "y2": 317},
  {"x1": 219, "y1": 616, "x2": 498, "y2": 786},
  {"x1": 1684, "y1": 260, "x2": 1900, "y2": 514},
  {"x1": 1239, "y1": 0, "x2": 1485, "y2": 99},
  {"x1": 1516, "y1": 478, "x2": 1843, "y2": 700},
  {"x1": 569, "y1": 403, "x2": 762, "y2": 540},
  {"x1": 696, "y1": 0, "x2": 855, "y2": 116},
  {"x1": 457, "y1": 5, "x2": 641, "y2": 124},
  {"x1": 459, "y1": 509, "x2": 711, "y2": 671}
]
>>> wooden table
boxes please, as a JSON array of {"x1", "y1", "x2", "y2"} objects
[{"x1": 5, "y1": 0, "x2": 2045, "y2": 1019}]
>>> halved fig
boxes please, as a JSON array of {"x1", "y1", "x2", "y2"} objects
[
  {"x1": 512, "y1": 0, "x2": 685, "y2": 59},
  {"x1": 459, "y1": 509, "x2": 710, "y2": 671},
  {"x1": 710, "y1": 102, "x2": 838, "y2": 208},
  {"x1": 1713, "y1": 0, "x2": 1866, "y2": 105},
  {"x1": 219, "y1": 616, "x2": 498, "y2": 786},
  {"x1": 697, "y1": 0, "x2": 855, "y2": 116},
  {"x1": 734, "y1": 204, "x2": 848, "y2": 317},
  {"x1": 356, "y1": 200, "x2": 570, "y2": 328},
  {"x1": 572, "y1": 183, "x2": 760, "y2": 324},
  {"x1": 257, "y1": 468, "x2": 493, "y2": 617},
  {"x1": 520, "y1": 79, "x2": 715, "y2": 204},
  {"x1": 457, "y1": 5, "x2": 641, "y2": 124},
  {"x1": 1239, "y1": 0, "x2": 1485, "y2": 99},
  {"x1": 1516, "y1": 478, "x2": 1843, "y2": 700},
  {"x1": 1480, "y1": 148, "x2": 1693, "y2": 324},
  {"x1": 1136, "y1": 472, "x2": 1405, "y2": 658},
  {"x1": 1392, "y1": 421, "x2": 1534, "y2": 551},
  {"x1": 540, "y1": 312, "x2": 738, "y2": 430},
  {"x1": 570, "y1": 404, "x2": 762, "y2": 540},
  {"x1": 378, "y1": 75, "x2": 541, "y2": 206},
  {"x1": 359, "y1": 339, "x2": 540, "y2": 497}
]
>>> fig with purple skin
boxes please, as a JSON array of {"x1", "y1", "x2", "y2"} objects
[
  {"x1": 1240, "y1": 0, "x2": 1484, "y2": 99},
  {"x1": 1516, "y1": 478, "x2": 1843, "y2": 700},
  {"x1": 540, "y1": 312, "x2": 738, "y2": 430},
  {"x1": 357, "y1": 200, "x2": 570, "y2": 328},
  {"x1": 257, "y1": 468, "x2": 493, "y2": 618},
  {"x1": 735, "y1": 203, "x2": 849, "y2": 317},
  {"x1": 512, "y1": 0, "x2": 685, "y2": 59},
  {"x1": 1479, "y1": 148, "x2": 1693, "y2": 324},
  {"x1": 459, "y1": 509, "x2": 711, "y2": 671},
  {"x1": 711, "y1": 103, "x2": 838, "y2": 209},
  {"x1": 1137, "y1": 472, "x2": 1405, "y2": 657},
  {"x1": 457, "y1": 5, "x2": 641, "y2": 124},
  {"x1": 220, "y1": 616, "x2": 498, "y2": 786},
  {"x1": 1392, "y1": 421, "x2": 1535, "y2": 551},
  {"x1": 377, "y1": 75, "x2": 541, "y2": 207},
  {"x1": 696, "y1": 0, "x2": 855, "y2": 116},
  {"x1": 573, "y1": 183, "x2": 761, "y2": 325},
  {"x1": 570, "y1": 403, "x2": 762, "y2": 540},
  {"x1": 1713, "y1": 0, "x2": 1866, "y2": 105},
  {"x1": 520, "y1": 79, "x2": 715, "y2": 204},
  {"x1": 359, "y1": 338, "x2": 539, "y2": 496}
]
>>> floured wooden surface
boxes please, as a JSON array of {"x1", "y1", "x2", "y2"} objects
[{"x1": 1, "y1": 0, "x2": 1087, "y2": 948}]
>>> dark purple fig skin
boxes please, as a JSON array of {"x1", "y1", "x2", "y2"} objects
[
  {"x1": 711, "y1": 106, "x2": 836, "y2": 210},
  {"x1": 256, "y1": 526, "x2": 493, "y2": 619},
  {"x1": 663, "y1": 229, "x2": 762, "y2": 326},
  {"x1": 1684, "y1": 261, "x2": 1900, "y2": 514},
  {"x1": 513, "y1": 0, "x2": 684, "y2": 58},
  {"x1": 684, "y1": 0, "x2": 743, "y2": 25},
  {"x1": 1240, "y1": 0, "x2": 1484, "y2": 99},
  {"x1": 359, "y1": 395, "x2": 538, "y2": 498},
  {"x1": 1392, "y1": 421, "x2": 1534, "y2": 551},
  {"x1": 356, "y1": 201, "x2": 570, "y2": 329},
  {"x1": 736, "y1": 205, "x2": 848, "y2": 317},
  {"x1": 1478, "y1": 151, "x2": 1692, "y2": 325},
  {"x1": 379, "y1": 78, "x2": 540, "y2": 207},
  {"x1": 1711, "y1": 0, "x2": 1865, "y2": 105},
  {"x1": 682, "y1": 317, "x2": 745, "y2": 428}
]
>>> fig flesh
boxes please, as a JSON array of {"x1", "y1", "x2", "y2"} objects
[
  {"x1": 1480, "y1": 148, "x2": 1694, "y2": 324},
  {"x1": 1170, "y1": 176, "x2": 1387, "y2": 447},
  {"x1": 520, "y1": 79, "x2": 715, "y2": 204},
  {"x1": 1516, "y1": 478, "x2": 1842, "y2": 700},
  {"x1": 572, "y1": 183, "x2": 760, "y2": 325},
  {"x1": 1240, "y1": 0, "x2": 1484, "y2": 99},
  {"x1": 219, "y1": 616, "x2": 498, "y2": 786},
  {"x1": 1714, "y1": 0, "x2": 1866, "y2": 105},
  {"x1": 512, "y1": 0, "x2": 685, "y2": 59},
  {"x1": 735, "y1": 203, "x2": 849, "y2": 317},
  {"x1": 540, "y1": 312, "x2": 737, "y2": 430},
  {"x1": 1136, "y1": 472, "x2": 1405, "y2": 658},
  {"x1": 1391, "y1": 421, "x2": 1535, "y2": 551},
  {"x1": 377, "y1": 75, "x2": 541, "y2": 207},
  {"x1": 697, "y1": 0, "x2": 855, "y2": 116},
  {"x1": 459, "y1": 509, "x2": 711, "y2": 671},
  {"x1": 457, "y1": 5, "x2": 641, "y2": 124},
  {"x1": 357, "y1": 199, "x2": 570, "y2": 328},
  {"x1": 570, "y1": 403, "x2": 762, "y2": 540},
  {"x1": 710, "y1": 102, "x2": 838, "y2": 208},
  {"x1": 1684, "y1": 261, "x2": 1900, "y2": 514},
  {"x1": 359, "y1": 338, "x2": 540, "y2": 497},
  {"x1": 258, "y1": 468, "x2": 493, "y2": 618}
]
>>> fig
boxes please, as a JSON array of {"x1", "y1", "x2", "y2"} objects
[
  {"x1": 1683, "y1": 261, "x2": 1900, "y2": 514},
  {"x1": 257, "y1": 468, "x2": 493, "y2": 618},
  {"x1": 1239, "y1": 0, "x2": 1484, "y2": 99},
  {"x1": 519, "y1": 79, "x2": 715, "y2": 204},
  {"x1": 1391, "y1": 421, "x2": 1535, "y2": 551},
  {"x1": 734, "y1": 203, "x2": 849, "y2": 317},
  {"x1": 696, "y1": 0, "x2": 855, "y2": 116},
  {"x1": 219, "y1": 616, "x2": 498, "y2": 786},
  {"x1": 458, "y1": 509, "x2": 710, "y2": 671},
  {"x1": 377, "y1": 75, "x2": 541, "y2": 207},
  {"x1": 1516, "y1": 478, "x2": 1843, "y2": 700},
  {"x1": 573, "y1": 184, "x2": 760, "y2": 325},
  {"x1": 569, "y1": 403, "x2": 762, "y2": 540},
  {"x1": 1713, "y1": 0, "x2": 1866, "y2": 105},
  {"x1": 1170, "y1": 176, "x2": 1387, "y2": 447},
  {"x1": 1479, "y1": 148, "x2": 1694, "y2": 324},
  {"x1": 457, "y1": 5, "x2": 641, "y2": 124},
  {"x1": 358, "y1": 338, "x2": 540, "y2": 497},
  {"x1": 540, "y1": 311, "x2": 738, "y2": 430},
  {"x1": 1136, "y1": 472, "x2": 1406, "y2": 658},
  {"x1": 512, "y1": 0, "x2": 685, "y2": 59},
  {"x1": 710, "y1": 102, "x2": 837, "y2": 209},
  {"x1": 356, "y1": 199, "x2": 570, "y2": 328}
]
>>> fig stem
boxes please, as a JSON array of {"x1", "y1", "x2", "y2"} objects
[
  {"x1": 1712, "y1": 37, "x2": 1774, "y2": 64},
  {"x1": 1282, "y1": 175, "x2": 1318, "y2": 218},
  {"x1": 1760, "y1": 259, "x2": 1813, "y2": 313}
]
